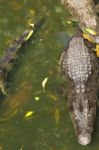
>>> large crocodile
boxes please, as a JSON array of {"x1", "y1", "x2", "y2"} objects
[{"x1": 59, "y1": 35, "x2": 98, "y2": 145}]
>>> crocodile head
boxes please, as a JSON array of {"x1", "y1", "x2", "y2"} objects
[
  {"x1": 61, "y1": 0, "x2": 99, "y2": 44},
  {"x1": 69, "y1": 91, "x2": 96, "y2": 145}
]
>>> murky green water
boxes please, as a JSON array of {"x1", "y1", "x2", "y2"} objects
[{"x1": 0, "y1": 0, "x2": 99, "y2": 149}]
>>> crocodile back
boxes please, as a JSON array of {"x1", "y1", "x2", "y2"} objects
[{"x1": 61, "y1": 37, "x2": 95, "y2": 92}]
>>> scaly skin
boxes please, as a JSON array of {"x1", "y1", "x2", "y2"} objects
[
  {"x1": 0, "y1": 17, "x2": 44, "y2": 95},
  {"x1": 0, "y1": 27, "x2": 34, "y2": 95},
  {"x1": 60, "y1": 36, "x2": 98, "y2": 145}
]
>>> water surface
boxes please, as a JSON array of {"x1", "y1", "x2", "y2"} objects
[{"x1": 0, "y1": 0, "x2": 99, "y2": 150}]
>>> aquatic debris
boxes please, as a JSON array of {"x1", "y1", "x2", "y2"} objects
[
  {"x1": 35, "y1": 96, "x2": 40, "y2": 101},
  {"x1": 24, "y1": 28, "x2": 34, "y2": 41},
  {"x1": 96, "y1": 44, "x2": 99, "y2": 57},
  {"x1": 42, "y1": 77, "x2": 48, "y2": 92},
  {"x1": 25, "y1": 111, "x2": 34, "y2": 118},
  {"x1": 67, "y1": 21, "x2": 72, "y2": 24},
  {"x1": 84, "y1": 27, "x2": 96, "y2": 35}
]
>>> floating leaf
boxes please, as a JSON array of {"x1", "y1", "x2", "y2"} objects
[
  {"x1": 96, "y1": 44, "x2": 99, "y2": 57},
  {"x1": 25, "y1": 111, "x2": 34, "y2": 118},
  {"x1": 67, "y1": 21, "x2": 72, "y2": 24},
  {"x1": 29, "y1": 23, "x2": 34, "y2": 28},
  {"x1": 42, "y1": 77, "x2": 48, "y2": 92},
  {"x1": 25, "y1": 30, "x2": 34, "y2": 41},
  {"x1": 84, "y1": 28, "x2": 96, "y2": 35},
  {"x1": 35, "y1": 96, "x2": 40, "y2": 101}
]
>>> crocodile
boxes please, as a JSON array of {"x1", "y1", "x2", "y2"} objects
[
  {"x1": 61, "y1": 0, "x2": 99, "y2": 43},
  {"x1": 0, "y1": 17, "x2": 43, "y2": 95},
  {"x1": 59, "y1": 35, "x2": 98, "y2": 145}
]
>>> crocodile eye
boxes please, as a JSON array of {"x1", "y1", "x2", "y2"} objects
[{"x1": 88, "y1": 100, "x2": 95, "y2": 111}]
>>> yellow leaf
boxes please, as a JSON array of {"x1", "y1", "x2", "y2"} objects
[
  {"x1": 42, "y1": 77, "x2": 48, "y2": 92},
  {"x1": 96, "y1": 44, "x2": 99, "y2": 57},
  {"x1": 25, "y1": 111, "x2": 34, "y2": 118},
  {"x1": 35, "y1": 96, "x2": 40, "y2": 101},
  {"x1": 67, "y1": 21, "x2": 72, "y2": 24},
  {"x1": 29, "y1": 23, "x2": 34, "y2": 28},
  {"x1": 25, "y1": 30, "x2": 34, "y2": 41},
  {"x1": 84, "y1": 28, "x2": 96, "y2": 35},
  {"x1": 83, "y1": 33, "x2": 94, "y2": 43}
]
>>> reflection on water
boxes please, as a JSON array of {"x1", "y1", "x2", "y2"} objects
[{"x1": 0, "y1": 0, "x2": 99, "y2": 150}]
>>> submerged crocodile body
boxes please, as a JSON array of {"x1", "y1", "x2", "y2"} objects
[
  {"x1": 0, "y1": 17, "x2": 43, "y2": 95},
  {"x1": 60, "y1": 36, "x2": 98, "y2": 145}
]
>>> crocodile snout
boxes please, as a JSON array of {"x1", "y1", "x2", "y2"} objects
[{"x1": 78, "y1": 133, "x2": 91, "y2": 145}]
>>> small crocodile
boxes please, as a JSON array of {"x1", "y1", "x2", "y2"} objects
[
  {"x1": 0, "y1": 17, "x2": 43, "y2": 95},
  {"x1": 60, "y1": 35, "x2": 98, "y2": 145}
]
